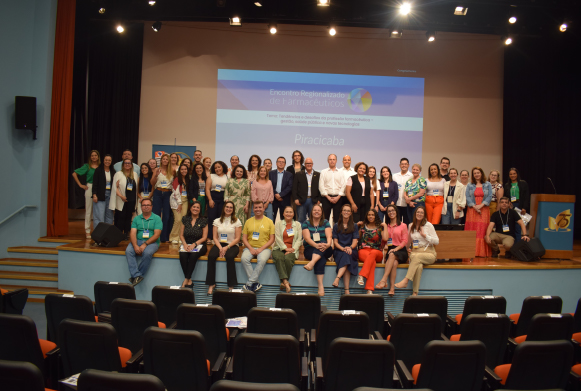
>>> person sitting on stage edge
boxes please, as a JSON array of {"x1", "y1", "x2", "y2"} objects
[
  {"x1": 485, "y1": 197, "x2": 530, "y2": 259},
  {"x1": 241, "y1": 202, "x2": 275, "y2": 292},
  {"x1": 126, "y1": 198, "x2": 162, "y2": 286},
  {"x1": 272, "y1": 206, "x2": 303, "y2": 293}
]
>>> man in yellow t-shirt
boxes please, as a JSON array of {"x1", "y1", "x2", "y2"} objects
[{"x1": 241, "y1": 202, "x2": 275, "y2": 292}]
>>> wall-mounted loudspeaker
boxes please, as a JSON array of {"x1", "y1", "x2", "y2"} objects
[{"x1": 15, "y1": 96, "x2": 37, "y2": 139}]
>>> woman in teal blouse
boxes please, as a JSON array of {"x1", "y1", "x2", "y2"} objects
[{"x1": 72, "y1": 150, "x2": 101, "y2": 238}]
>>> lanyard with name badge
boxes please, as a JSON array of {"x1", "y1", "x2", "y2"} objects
[
  {"x1": 312, "y1": 225, "x2": 321, "y2": 242},
  {"x1": 142, "y1": 218, "x2": 151, "y2": 239},
  {"x1": 126, "y1": 180, "x2": 133, "y2": 191},
  {"x1": 199, "y1": 181, "x2": 205, "y2": 196},
  {"x1": 286, "y1": 227, "x2": 294, "y2": 237},
  {"x1": 413, "y1": 239, "x2": 419, "y2": 249},
  {"x1": 143, "y1": 180, "x2": 150, "y2": 196},
  {"x1": 252, "y1": 219, "x2": 261, "y2": 241},
  {"x1": 500, "y1": 211, "x2": 510, "y2": 233}
]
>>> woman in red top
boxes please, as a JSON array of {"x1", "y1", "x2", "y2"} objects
[
  {"x1": 375, "y1": 204, "x2": 409, "y2": 296},
  {"x1": 357, "y1": 209, "x2": 388, "y2": 294}
]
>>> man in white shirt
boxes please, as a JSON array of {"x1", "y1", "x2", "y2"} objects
[
  {"x1": 113, "y1": 149, "x2": 140, "y2": 175},
  {"x1": 319, "y1": 154, "x2": 346, "y2": 224},
  {"x1": 338, "y1": 155, "x2": 355, "y2": 207},
  {"x1": 392, "y1": 157, "x2": 413, "y2": 224}
]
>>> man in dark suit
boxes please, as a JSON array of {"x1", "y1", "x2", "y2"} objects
[
  {"x1": 269, "y1": 156, "x2": 293, "y2": 222},
  {"x1": 292, "y1": 157, "x2": 321, "y2": 223}
]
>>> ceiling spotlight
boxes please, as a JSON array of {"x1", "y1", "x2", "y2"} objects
[
  {"x1": 328, "y1": 27, "x2": 336, "y2": 36},
  {"x1": 117, "y1": 24, "x2": 125, "y2": 33},
  {"x1": 149, "y1": 1, "x2": 156, "y2": 5},
  {"x1": 390, "y1": 29, "x2": 403, "y2": 38},
  {"x1": 269, "y1": 23, "x2": 277, "y2": 34},
  {"x1": 504, "y1": 37, "x2": 513, "y2": 45},
  {"x1": 454, "y1": 6, "x2": 468, "y2": 15},
  {"x1": 152, "y1": 21, "x2": 162, "y2": 32},
  {"x1": 318, "y1": 0, "x2": 330, "y2": 7},
  {"x1": 426, "y1": 31, "x2": 435, "y2": 42},
  {"x1": 230, "y1": 17, "x2": 241, "y2": 26},
  {"x1": 98, "y1": 7, "x2": 106, "y2": 14},
  {"x1": 508, "y1": 16, "x2": 517, "y2": 24},
  {"x1": 400, "y1": 2, "x2": 411, "y2": 15},
  {"x1": 254, "y1": 2, "x2": 262, "y2": 6},
  {"x1": 559, "y1": 23, "x2": 568, "y2": 32}
]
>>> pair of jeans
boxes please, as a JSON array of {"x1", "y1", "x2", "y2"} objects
[
  {"x1": 240, "y1": 247, "x2": 272, "y2": 285},
  {"x1": 398, "y1": 206, "x2": 410, "y2": 225},
  {"x1": 178, "y1": 244, "x2": 207, "y2": 279},
  {"x1": 377, "y1": 198, "x2": 391, "y2": 223},
  {"x1": 206, "y1": 245, "x2": 239, "y2": 287},
  {"x1": 441, "y1": 202, "x2": 462, "y2": 224},
  {"x1": 126, "y1": 239, "x2": 159, "y2": 278},
  {"x1": 93, "y1": 190, "x2": 114, "y2": 228},
  {"x1": 407, "y1": 201, "x2": 425, "y2": 223},
  {"x1": 251, "y1": 203, "x2": 273, "y2": 220},
  {"x1": 152, "y1": 189, "x2": 171, "y2": 242},
  {"x1": 296, "y1": 197, "x2": 314, "y2": 224},
  {"x1": 303, "y1": 246, "x2": 333, "y2": 275},
  {"x1": 115, "y1": 202, "x2": 135, "y2": 236}
]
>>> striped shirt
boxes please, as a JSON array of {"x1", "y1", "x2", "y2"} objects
[{"x1": 301, "y1": 219, "x2": 331, "y2": 248}]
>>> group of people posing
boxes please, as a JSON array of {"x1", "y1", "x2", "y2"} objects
[{"x1": 73, "y1": 149, "x2": 531, "y2": 295}]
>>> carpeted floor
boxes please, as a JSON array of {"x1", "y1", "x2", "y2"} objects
[{"x1": 23, "y1": 302, "x2": 47, "y2": 340}]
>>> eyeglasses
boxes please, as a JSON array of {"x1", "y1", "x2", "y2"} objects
[
  {"x1": 142, "y1": 204, "x2": 152, "y2": 207},
  {"x1": 124, "y1": 162, "x2": 132, "y2": 165}
]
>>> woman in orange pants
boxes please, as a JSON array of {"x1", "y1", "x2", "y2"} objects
[
  {"x1": 425, "y1": 163, "x2": 445, "y2": 224},
  {"x1": 357, "y1": 209, "x2": 388, "y2": 293}
]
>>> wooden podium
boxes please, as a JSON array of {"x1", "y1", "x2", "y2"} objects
[{"x1": 529, "y1": 194, "x2": 576, "y2": 259}]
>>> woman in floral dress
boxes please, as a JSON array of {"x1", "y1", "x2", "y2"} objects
[{"x1": 225, "y1": 164, "x2": 251, "y2": 229}]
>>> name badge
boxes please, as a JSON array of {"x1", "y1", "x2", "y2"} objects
[
  {"x1": 200, "y1": 189, "x2": 205, "y2": 196},
  {"x1": 143, "y1": 229, "x2": 150, "y2": 238},
  {"x1": 252, "y1": 232, "x2": 259, "y2": 240},
  {"x1": 181, "y1": 190, "x2": 187, "y2": 196},
  {"x1": 220, "y1": 233, "x2": 228, "y2": 243},
  {"x1": 143, "y1": 191, "x2": 150, "y2": 197},
  {"x1": 398, "y1": 184, "x2": 402, "y2": 190},
  {"x1": 433, "y1": 190, "x2": 439, "y2": 196},
  {"x1": 387, "y1": 238, "x2": 393, "y2": 246},
  {"x1": 511, "y1": 196, "x2": 517, "y2": 202},
  {"x1": 383, "y1": 191, "x2": 389, "y2": 198},
  {"x1": 192, "y1": 244, "x2": 203, "y2": 252},
  {"x1": 413, "y1": 239, "x2": 419, "y2": 249},
  {"x1": 286, "y1": 228, "x2": 294, "y2": 237},
  {"x1": 216, "y1": 185, "x2": 222, "y2": 192},
  {"x1": 502, "y1": 224, "x2": 510, "y2": 233},
  {"x1": 106, "y1": 181, "x2": 111, "y2": 190},
  {"x1": 313, "y1": 232, "x2": 321, "y2": 242},
  {"x1": 161, "y1": 180, "x2": 167, "y2": 187},
  {"x1": 127, "y1": 183, "x2": 133, "y2": 191},
  {"x1": 308, "y1": 184, "x2": 311, "y2": 188},
  {"x1": 408, "y1": 191, "x2": 413, "y2": 197},
  {"x1": 447, "y1": 196, "x2": 453, "y2": 203}
]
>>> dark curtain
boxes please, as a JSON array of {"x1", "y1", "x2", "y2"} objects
[
  {"x1": 503, "y1": 33, "x2": 581, "y2": 239},
  {"x1": 69, "y1": 17, "x2": 144, "y2": 208},
  {"x1": 47, "y1": 0, "x2": 76, "y2": 236}
]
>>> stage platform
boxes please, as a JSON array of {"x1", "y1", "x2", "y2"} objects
[{"x1": 56, "y1": 239, "x2": 581, "y2": 315}]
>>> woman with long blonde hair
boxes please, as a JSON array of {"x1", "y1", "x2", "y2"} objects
[{"x1": 151, "y1": 153, "x2": 174, "y2": 242}]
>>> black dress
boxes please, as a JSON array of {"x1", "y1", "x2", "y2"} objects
[{"x1": 179, "y1": 216, "x2": 208, "y2": 280}]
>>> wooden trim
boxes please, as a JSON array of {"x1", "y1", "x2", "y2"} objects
[
  {"x1": 27, "y1": 298, "x2": 46, "y2": 303},
  {"x1": 38, "y1": 237, "x2": 81, "y2": 244},
  {"x1": 0, "y1": 270, "x2": 58, "y2": 281},
  {"x1": 7, "y1": 246, "x2": 58, "y2": 255},
  {"x1": 542, "y1": 250, "x2": 573, "y2": 259},
  {"x1": 0, "y1": 258, "x2": 58, "y2": 267}
]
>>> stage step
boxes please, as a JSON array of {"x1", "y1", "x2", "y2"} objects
[
  {"x1": 38, "y1": 236, "x2": 85, "y2": 247},
  {"x1": 7, "y1": 246, "x2": 58, "y2": 260},
  {"x1": 0, "y1": 270, "x2": 59, "y2": 288},
  {"x1": 0, "y1": 258, "x2": 58, "y2": 273},
  {"x1": 1, "y1": 284, "x2": 73, "y2": 303}
]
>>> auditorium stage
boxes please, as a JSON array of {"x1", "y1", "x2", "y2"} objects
[{"x1": 55, "y1": 238, "x2": 581, "y2": 315}]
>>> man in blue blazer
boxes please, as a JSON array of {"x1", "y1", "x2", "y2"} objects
[{"x1": 269, "y1": 156, "x2": 294, "y2": 222}]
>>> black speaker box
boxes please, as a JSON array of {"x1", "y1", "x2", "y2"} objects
[
  {"x1": 15, "y1": 96, "x2": 36, "y2": 130},
  {"x1": 511, "y1": 237, "x2": 546, "y2": 262},
  {"x1": 91, "y1": 223, "x2": 126, "y2": 247}
]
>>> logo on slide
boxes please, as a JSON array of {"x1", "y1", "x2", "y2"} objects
[
  {"x1": 545, "y1": 209, "x2": 572, "y2": 232},
  {"x1": 347, "y1": 88, "x2": 372, "y2": 112}
]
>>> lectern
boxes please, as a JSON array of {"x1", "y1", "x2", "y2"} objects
[{"x1": 529, "y1": 194, "x2": 575, "y2": 259}]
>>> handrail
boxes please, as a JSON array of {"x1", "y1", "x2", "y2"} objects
[{"x1": 0, "y1": 205, "x2": 38, "y2": 227}]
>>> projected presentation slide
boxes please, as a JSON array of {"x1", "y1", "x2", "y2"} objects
[{"x1": 216, "y1": 69, "x2": 424, "y2": 171}]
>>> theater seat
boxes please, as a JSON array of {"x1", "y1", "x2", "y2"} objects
[
  {"x1": 39, "y1": 339, "x2": 57, "y2": 358},
  {"x1": 494, "y1": 363, "x2": 511, "y2": 385},
  {"x1": 450, "y1": 334, "x2": 460, "y2": 341},
  {"x1": 0, "y1": 359, "x2": 57, "y2": 391},
  {"x1": 573, "y1": 363, "x2": 581, "y2": 376},
  {"x1": 1, "y1": 288, "x2": 7, "y2": 294},
  {"x1": 512, "y1": 313, "x2": 574, "y2": 345},
  {"x1": 509, "y1": 296, "x2": 562, "y2": 337},
  {"x1": 573, "y1": 332, "x2": 581, "y2": 343}
]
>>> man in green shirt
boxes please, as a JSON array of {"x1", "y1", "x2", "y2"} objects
[
  {"x1": 126, "y1": 199, "x2": 162, "y2": 286},
  {"x1": 241, "y1": 202, "x2": 275, "y2": 292}
]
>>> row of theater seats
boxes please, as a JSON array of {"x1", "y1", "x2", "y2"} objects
[{"x1": 0, "y1": 281, "x2": 580, "y2": 391}]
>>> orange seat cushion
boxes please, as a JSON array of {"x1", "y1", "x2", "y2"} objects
[
  {"x1": 572, "y1": 363, "x2": 581, "y2": 376},
  {"x1": 412, "y1": 364, "x2": 421, "y2": 385},
  {"x1": 514, "y1": 335, "x2": 527, "y2": 344},
  {"x1": 46, "y1": 389, "x2": 58, "y2": 391},
  {"x1": 494, "y1": 363, "x2": 511, "y2": 385},
  {"x1": 509, "y1": 313, "x2": 520, "y2": 324},
  {"x1": 158, "y1": 322, "x2": 166, "y2": 328},
  {"x1": 39, "y1": 339, "x2": 57, "y2": 358},
  {"x1": 573, "y1": 332, "x2": 581, "y2": 344},
  {"x1": 118, "y1": 347, "x2": 132, "y2": 368},
  {"x1": 455, "y1": 314, "x2": 462, "y2": 324},
  {"x1": 226, "y1": 328, "x2": 230, "y2": 341},
  {"x1": 1, "y1": 288, "x2": 7, "y2": 295},
  {"x1": 450, "y1": 334, "x2": 461, "y2": 341},
  {"x1": 95, "y1": 315, "x2": 99, "y2": 322},
  {"x1": 207, "y1": 359, "x2": 211, "y2": 376},
  {"x1": 386, "y1": 335, "x2": 391, "y2": 341}
]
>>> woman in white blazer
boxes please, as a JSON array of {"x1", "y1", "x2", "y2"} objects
[
  {"x1": 109, "y1": 159, "x2": 139, "y2": 237},
  {"x1": 272, "y1": 205, "x2": 303, "y2": 293},
  {"x1": 441, "y1": 168, "x2": 466, "y2": 224}
]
